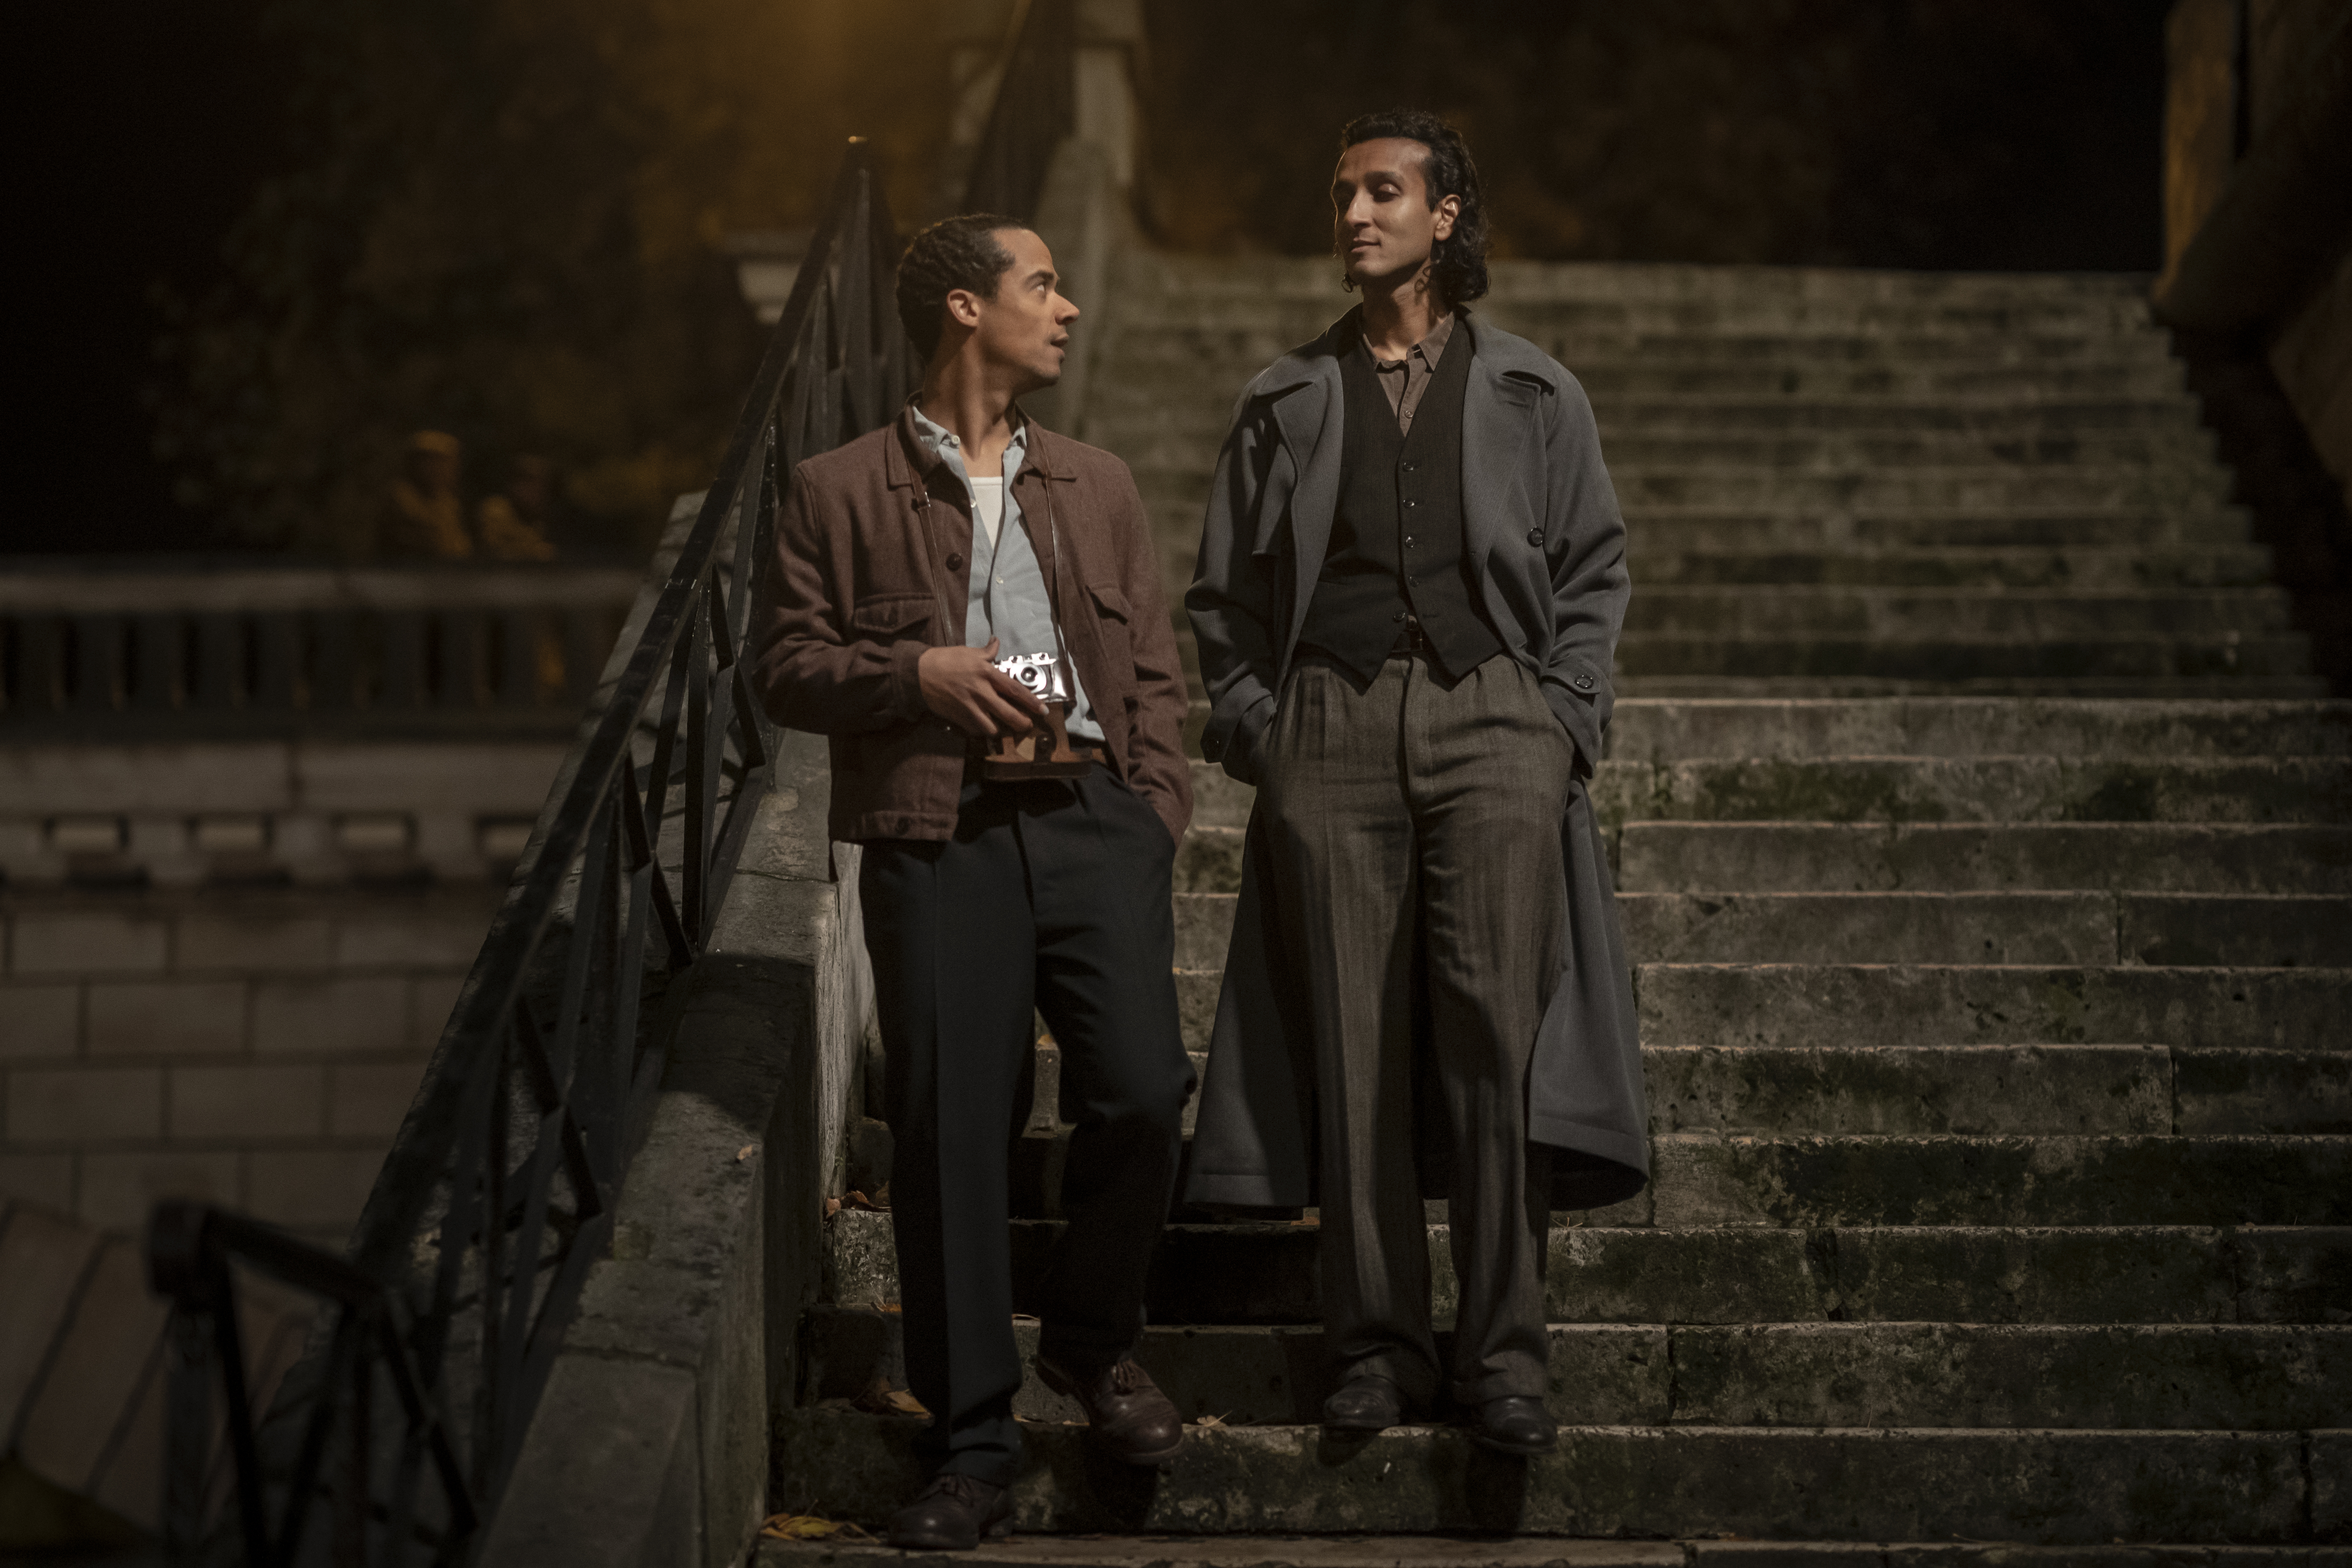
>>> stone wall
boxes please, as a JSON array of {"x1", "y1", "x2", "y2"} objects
[
  {"x1": 0, "y1": 883, "x2": 496, "y2": 1244},
  {"x1": 0, "y1": 734, "x2": 582, "y2": 1245}
]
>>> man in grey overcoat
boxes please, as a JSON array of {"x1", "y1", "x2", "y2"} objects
[{"x1": 1184, "y1": 109, "x2": 1648, "y2": 1457}]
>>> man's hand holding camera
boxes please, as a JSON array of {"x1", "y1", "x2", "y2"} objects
[{"x1": 919, "y1": 636, "x2": 1050, "y2": 736}]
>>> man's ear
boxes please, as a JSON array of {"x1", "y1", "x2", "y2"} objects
[
  {"x1": 944, "y1": 287, "x2": 984, "y2": 331},
  {"x1": 1433, "y1": 192, "x2": 1461, "y2": 243}
]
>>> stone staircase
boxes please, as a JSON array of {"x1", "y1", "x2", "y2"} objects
[{"x1": 766, "y1": 257, "x2": 2351, "y2": 1559}]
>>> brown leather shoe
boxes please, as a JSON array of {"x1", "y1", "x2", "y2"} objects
[
  {"x1": 1033, "y1": 1353, "x2": 1184, "y2": 1465},
  {"x1": 886, "y1": 1472, "x2": 1013, "y2": 1550}
]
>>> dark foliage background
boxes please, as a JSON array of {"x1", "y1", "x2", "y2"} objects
[
  {"x1": 1143, "y1": 0, "x2": 2167, "y2": 270},
  {"x1": 12, "y1": 0, "x2": 2169, "y2": 556}
]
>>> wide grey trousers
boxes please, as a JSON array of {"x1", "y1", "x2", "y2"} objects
[{"x1": 1258, "y1": 651, "x2": 1575, "y2": 1406}]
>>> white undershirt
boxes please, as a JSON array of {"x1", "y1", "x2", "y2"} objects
[{"x1": 969, "y1": 475, "x2": 1005, "y2": 548}]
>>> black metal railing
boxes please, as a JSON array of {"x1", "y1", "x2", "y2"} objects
[
  {"x1": 960, "y1": 0, "x2": 1076, "y2": 216},
  {"x1": 147, "y1": 137, "x2": 916, "y2": 1566}
]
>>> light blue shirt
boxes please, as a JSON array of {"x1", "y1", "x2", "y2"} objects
[{"x1": 909, "y1": 402, "x2": 1102, "y2": 743}]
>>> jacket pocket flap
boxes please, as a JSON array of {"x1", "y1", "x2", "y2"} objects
[
  {"x1": 1085, "y1": 582, "x2": 1131, "y2": 621},
  {"x1": 848, "y1": 594, "x2": 934, "y2": 634}
]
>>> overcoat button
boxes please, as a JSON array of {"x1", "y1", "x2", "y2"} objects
[
  {"x1": 1574, "y1": 674, "x2": 1595, "y2": 690},
  {"x1": 946, "y1": 553, "x2": 965, "y2": 570},
  {"x1": 1527, "y1": 528, "x2": 1544, "y2": 546}
]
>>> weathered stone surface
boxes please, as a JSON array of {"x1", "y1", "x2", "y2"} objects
[
  {"x1": 1646, "y1": 1133, "x2": 2352, "y2": 1228},
  {"x1": 767, "y1": 1415, "x2": 2312, "y2": 1543},
  {"x1": 1670, "y1": 1322, "x2": 2347, "y2": 1429},
  {"x1": 1618, "y1": 820, "x2": 2352, "y2": 895},
  {"x1": 1603, "y1": 697, "x2": 2352, "y2": 763},
  {"x1": 760, "y1": 1536, "x2": 1684, "y2": 1568},
  {"x1": 1591, "y1": 756, "x2": 2352, "y2": 829},
  {"x1": 2176, "y1": 1050, "x2": 2352, "y2": 1133},
  {"x1": 2122, "y1": 893, "x2": 2352, "y2": 967},
  {"x1": 1643, "y1": 1045, "x2": 2170, "y2": 1136},
  {"x1": 1636, "y1": 963, "x2": 2349, "y2": 1051},
  {"x1": 1620, "y1": 891, "x2": 2119, "y2": 965}
]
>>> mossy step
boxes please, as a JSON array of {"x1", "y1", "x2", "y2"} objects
[
  {"x1": 1014, "y1": 1040, "x2": 2341, "y2": 1142},
  {"x1": 765, "y1": 1413, "x2": 2330, "y2": 1544},
  {"x1": 1632, "y1": 963, "x2": 2348, "y2": 1051},
  {"x1": 1626, "y1": 546, "x2": 2276, "y2": 590},
  {"x1": 1611, "y1": 633, "x2": 2313, "y2": 682},
  {"x1": 819, "y1": 1214, "x2": 2351, "y2": 1328},
  {"x1": 1613, "y1": 699, "x2": 2352, "y2": 762},
  {"x1": 1615, "y1": 510, "x2": 2255, "y2": 550},
  {"x1": 798, "y1": 1311, "x2": 2348, "y2": 1431},
  {"x1": 1622, "y1": 589, "x2": 2292, "y2": 640},
  {"x1": 1113, "y1": 430, "x2": 2220, "y2": 477},
  {"x1": 1608, "y1": 675, "x2": 2334, "y2": 700},
  {"x1": 1632, "y1": 1133, "x2": 2352, "y2": 1229},
  {"x1": 1105, "y1": 298, "x2": 2169, "y2": 336},
  {"x1": 759, "y1": 1537, "x2": 2329, "y2": 1568},
  {"x1": 1136, "y1": 465, "x2": 2233, "y2": 513},
  {"x1": 1093, "y1": 393, "x2": 2205, "y2": 439},
  {"x1": 1188, "y1": 756, "x2": 2352, "y2": 833},
  {"x1": 1614, "y1": 824, "x2": 2352, "y2": 894},
  {"x1": 1171, "y1": 890, "x2": 2352, "y2": 968}
]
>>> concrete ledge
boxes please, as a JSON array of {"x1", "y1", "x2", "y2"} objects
[{"x1": 483, "y1": 728, "x2": 872, "y2": 1568}]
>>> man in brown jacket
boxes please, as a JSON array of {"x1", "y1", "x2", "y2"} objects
[{"x1": 753, "y1": 215, "x2": 1194, "y2": 1549}]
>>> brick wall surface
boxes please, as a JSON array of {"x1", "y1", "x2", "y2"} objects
[{"x1": 0, "y1": 885, "x2": 498, "y2": 1243}]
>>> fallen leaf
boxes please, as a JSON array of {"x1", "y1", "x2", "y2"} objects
[
  {"x1": 841, "y1": 1189, "x2": 889, "y2": 1211},
  {"x1": 853, "y1": 1377, "x2": 929, "y2": 1417},
  {"x1": 824, "y1": 1197, "x2": 841, "y2": 1218},
  {"x1": 1192, "y1": 1413, "x2": 1227, "y2": 1429},
  {"x1": 885, "y1": 1389, "x2": 928, "y2": 1416},
  {"x1": 737, "y1": 1144, "x2": 757, "y2": 1162},
  {"x1": 760, "y1": 1513, "x2": 876, "y2": 1543}
]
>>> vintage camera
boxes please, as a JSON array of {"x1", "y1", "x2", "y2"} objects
[
  {"x1": 982, "y1": 649, "x2": 1091, "y2": 779},
  {"x1": 992, "y1": 649, "x2": 1070, "y2": 705}
]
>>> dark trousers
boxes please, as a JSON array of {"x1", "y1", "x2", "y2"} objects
[
  {"x1": 858, "y1": 765, "x2": 1192, "y2": 1485},
  {"x1": 1259, "y1": 652, "x2": 1573, "y2": 1407}
]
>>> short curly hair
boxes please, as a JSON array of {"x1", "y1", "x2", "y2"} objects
[
  {"x1": 895, "y1": 214, "x2": 1023, "y2": 361},
  {"x1": 1337, "y1": 109, "x2": 1490, "y2": 308}
]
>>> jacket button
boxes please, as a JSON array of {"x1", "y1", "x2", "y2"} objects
[
  {"x1": 1574, "y1": 674, "x2": 1595, "y2": 690},
  {"x1": 1528, "y1": 528, "x2": 1544, "y2": 546},
  {"x1": 946, "y1": 552, "x2": 965, "y2": 571}
]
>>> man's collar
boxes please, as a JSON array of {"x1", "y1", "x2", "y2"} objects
[{"x1": 889, "y1": 399, "x2": 1067, "y2": 489}]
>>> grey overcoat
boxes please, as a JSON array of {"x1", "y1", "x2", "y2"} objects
[{"x1": 1183, "y1": 309, "x2": 1649, "y2": 1211}]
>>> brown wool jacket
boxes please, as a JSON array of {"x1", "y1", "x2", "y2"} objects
[{"x1": 750, "y1": 405, "x2": 1193, "y2": 845}]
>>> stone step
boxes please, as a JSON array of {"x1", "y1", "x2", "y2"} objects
[
  {"x1": 798, "y1": 1309, "x2": 2346, "y2": 1432},
  {"x1": 1613, "y1": 633, "x2": 2315, "y2": 682},
  {"x1": 1136, "y1": 468, "x2": 2235, "y2": 513},
  {"x1": 1120, "y1": 428, "x2": 2225, "y2": 479},
  {"x1": 1611, "y1": 508, "x2": 2256, "y2": 552},
  {"x1": 1630, "y1": 1134, "x2": 2351, "y2": 1230},
  {"x1": 1632, "y1": 963, "x2": 2344, "y2": 1052},
  {"x1": 1106, "y1": 293, "x2": 2172, "y2": 338},
  {"x1": 1091, "y1": 392, "x2": 2207, "y2": 441},
  {"x1": 1098, "y1": 324, "x2": 2179, "y2": 370},
  {"x1": 1122, "y1": 255, "x2": 2156, "y2": 304},
  {"x1": 762, "y1": 1540, "x2": 1695, "y2": 1568},
  {"x1": 819, "y1": 1211, "x2": 2351, "y2": 1328},
  {"x1": 1173, "y1": 888, "x2": 2352, "y2": 968},
  {"x1": 1614, "y1": 822, "x2": 2352, "y2": 895},
  {"x1": 1188, "y1": 755, "x2": 2352, "y2": 835},
  {"x1": 1602, "y1": 698, "x2": 2352, "y2": 760},
  {"x1": 1610, "y1": 674, "x2": 2336, "y2": 700},
  {"x1": 766, "y1": 1412, "x2": 2331, "y2": 1544},
  {"x1": 1621, "y1": 589, "x2": 2293, "y2": 639},
  {"x1": 760, "y1": 1539, "x2": 2348, "y2": 1568},
  {"x1": 1625, "y1": 545, "x2": 2277, "y2": 590},
  {"x1": 1582, "y1": 756, "x2": 2352, "y2": 827}
]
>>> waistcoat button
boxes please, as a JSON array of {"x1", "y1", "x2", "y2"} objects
[{"x1": 1527, "y1": 528, "x2": 1544, "y2": 546}]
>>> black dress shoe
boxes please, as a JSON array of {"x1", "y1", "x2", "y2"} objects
[
  {"x1": 1321, "y1": 1374, "x2": 1406, "y2": 1435},
  {"x1": 886, "y1": 1472, "x2": 1013, "y2": 1550},
  {"x1": 1468, "y1": 1394, "x2": 1556, "y2": 1456},
  {"x1": 1035, "y1": 1353, "x2": 1185, "y2": 1465}
]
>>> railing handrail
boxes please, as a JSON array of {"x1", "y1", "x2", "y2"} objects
[{"x1": 151, "y1": 136, "x2": 916, "y2": 1566}]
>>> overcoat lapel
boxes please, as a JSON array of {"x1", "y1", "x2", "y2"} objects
[
  {"x1": 1460, "y1": 354, "x2": 1542, "y2": 591},
  {"x1": 1266, "y1": 363, "x2": 1346, "y2": 675}
]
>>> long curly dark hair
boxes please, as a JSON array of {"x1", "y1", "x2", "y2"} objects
[
  {"x1": 895, "y1": 214, "x2": 1021, "y2": 361},
  {"x1": 1337, "y1": 109, "x2": 1490, "y2": 308}
]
